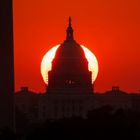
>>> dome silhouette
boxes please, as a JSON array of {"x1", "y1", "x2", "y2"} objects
[
  {"x1": 55, "y1": 17, "x2": 85, "y2": 59},
  {"x1": 47, "y1": 17, "x2": 93, "y2": 94},
  {"x1": 52, "y1": 17, "x2": 89, "y2": 74},
  {"x1": 55, "y1": 41, "x2": 86, "y2": 59}
]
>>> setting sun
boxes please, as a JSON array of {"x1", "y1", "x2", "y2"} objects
[{"x1": 41, "y1": 45, "x2": 98, "y2": 84}]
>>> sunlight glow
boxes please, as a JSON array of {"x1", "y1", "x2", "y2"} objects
[
  {"x1": 41, "y1": 45, "x2": 99, "y2": 84},
  {"x1": 81, "y1": 45, "x2": 98, "y2": 82}
]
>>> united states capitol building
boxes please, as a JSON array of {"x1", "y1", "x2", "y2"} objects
[{"x1": 15, "y1": 18, "x2": 140, "y2": 124}]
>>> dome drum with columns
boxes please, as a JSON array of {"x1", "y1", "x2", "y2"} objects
[{"x1": 47, "y1": 17, "x2": 93, "y2": 94}]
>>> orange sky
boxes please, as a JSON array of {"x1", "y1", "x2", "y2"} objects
[{"x1": 13, "y1": 0, "x2": 140, "y2": 93}]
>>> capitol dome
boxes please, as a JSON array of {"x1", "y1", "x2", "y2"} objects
[
  {"x1": 52, "y1": 17, "x2": 89, "y2": 73},
  {"x1": 47, "y1": 17, "x2": 93, "y2": 94},
  {"x1": 53, "y1": 17, "x2": 86, "y2": 59},
  {"x1": 55, "y1": 40, "x2": 86, "y2": 59}
]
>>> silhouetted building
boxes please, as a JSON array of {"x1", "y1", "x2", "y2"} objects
[
  {"x1": 15, "y1": 87, "x2": 39, "y2": 123},
  {"x1": 0, "y1": 0, "x2": 14, "y2": 129},
  {"x1": 40, "y1": 18, "x2": 93, "y2": 120},
  {"x1": 47, "y1": 17, "x2": 93, "y2": 95},
  {"x1": 15, "y1": 86, "x2": 140, "y2": 123},
  {"x1": 14, "y1": 19, "x2": 140, "y2": 123}
]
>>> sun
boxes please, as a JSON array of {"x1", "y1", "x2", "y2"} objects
[{"x1": 41, "y1": 45, "x2": 99, "y2": 84}]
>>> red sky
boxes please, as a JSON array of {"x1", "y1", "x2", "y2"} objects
[{"x1": 13, "y1": 0, "x2": 140, "y2": 93}]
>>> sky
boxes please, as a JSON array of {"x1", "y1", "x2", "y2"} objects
[{"x1": 13, "y1": 0, "x2": 140, "y2": 93}]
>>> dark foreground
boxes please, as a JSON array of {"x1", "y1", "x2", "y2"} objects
[{"x1": 1, "y1": 106, "x2": 140, "y2": 140}]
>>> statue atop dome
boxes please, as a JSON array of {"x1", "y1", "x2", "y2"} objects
[{"x1": 66, "y1": 17, "x2": 74, "y2": 41}]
